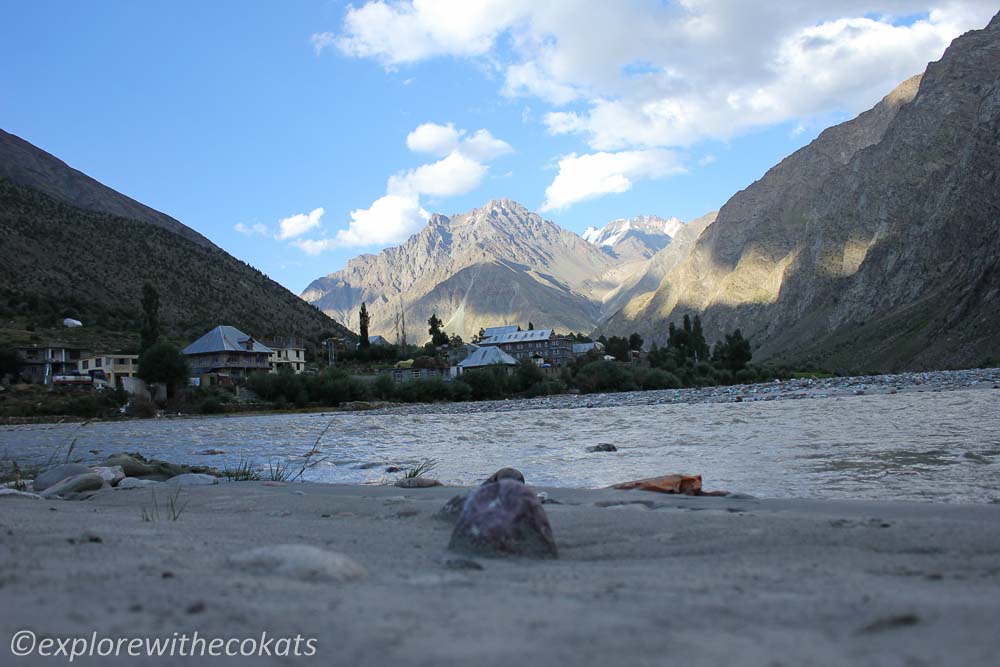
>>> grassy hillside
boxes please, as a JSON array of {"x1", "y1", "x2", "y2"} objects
[{"x1": 0, "y1": 179, "x2": 354, "y2": 352}]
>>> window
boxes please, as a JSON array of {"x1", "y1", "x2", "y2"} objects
[
  {"x1": 95, "y1": 358, "x2": 102, "y2": 367},
  {"x1": 82, "y1": 360, "x2": 89, "y2": 370}
]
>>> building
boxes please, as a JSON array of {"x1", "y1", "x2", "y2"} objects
[
  {"x1": 262, "y1": 336, "x2": 306, "y2": 374},
  {"x1": 15, "y1": 343, "x2": 90, "y2": 384},
  {"x1": 367, "y1": 335, "x2": 392, "y2": 347},
  {"x1": 478, "y1": 328, "x2": 574, "y2": 365},
  {"x1": 455, "y1": 346, "x2": 518, "y2": 374},
  {"x1": 572, "y1": 341, "x2": 606, "y2": 357},
  {"x1": 482, "y1": 325, "x2": 520, "y2": 338},
  {"x1": 78, "y1": 354, "x2": 139, "y2": 388},
  {"x1": 182, "y1": 326, "x2": 272, "y2": 381}
]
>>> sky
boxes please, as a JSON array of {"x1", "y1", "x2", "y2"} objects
[{"x1": 1, "y1": 1, "x2": 996, "y2": 294}]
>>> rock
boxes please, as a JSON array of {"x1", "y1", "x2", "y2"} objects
[
  {"x1": 384, "y1": 466, "x2": 402, "y2": 473},
  {"x1": 611, "y1": 474, "x2": 703, "y2": 495},
  {"x1": 32, "y1": 463, "x2": 92, "y2": 492},
  {"x1": 586, "y1": 443, "x2": 618, "y2": 453},
  {"x1": 90, "y1": 465, "x2": 125, "y2": 486},
  {"x1": 394, "y1": 477, "x2": 443, "y2": 488},
  {"x1": 0, "y1": 488, "x2": 42, "y2": 499},
  {"x1": 104, "y1": 454, "x2": 157, "y2": 477},
  {"x1": 165, "y1": 473, "x2": 219, "y2": 486},
  {"x1": 39, "y1": 473, "x2": 105, "y2": 498},
  {"x1": 117, "y1": 477, "x2": 161, "y2": 489},
  {"x1": 449, "y1": 479, "x2": 558, "y2": 558},
  {"x1": 484, "y1": 467, "x2": 525, "y2": 484},
  {"x1": 105, "y1": 452, "x2": 220, "y2": 479},
  {"x1": 199, "y1": 449, "x2": 226, "y2": 455},
  {"x1": 435, "y1": 493, "x2": 469, "y2": 522},
  {"x1": 228, "y1": 545, "x2": 367, "y2": 582}
]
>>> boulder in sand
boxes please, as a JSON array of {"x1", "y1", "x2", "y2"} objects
[
  {"x1": 165, "y1": 473, "x2": 218, "y2": 486},
  {"x1": 612, "y1": 474, "x2": 702, "y2": 495},
  {"x1": 449, "y1": 479, "x2": 558, "y2": 558},
  {"x1": 117, "y1": 477, "x2": 160, "y2": 489},
  {"x1": 32, "y1": 463, "x2": 92, "y2": 492},
  {"x1": 39, "y1": 473, "x2": 104, "y2": 498},
  {"x1": 91, "y1": 466, "x2": 125, "y2": 486},
  {"x1": 228, "y1": 545, "x2": 367, "y2": 583}
]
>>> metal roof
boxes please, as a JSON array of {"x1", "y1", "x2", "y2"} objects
[
  {"x1": 483, "y1": 325, "x2": 520, "y2": 337},
  {"x1": 457, "y1": 346, "x2": 518, "y2": 368},
  {"x1": 480, "y1": 328, "x2": 554, "y2": 345},
  {"x1": 182, "y1": 326, "x2": 272, "y2": 355},
  {"x1": 572, "y1": 342, "x2": 605, "y2": 354}
]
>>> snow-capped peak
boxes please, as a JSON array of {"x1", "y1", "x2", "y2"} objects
[{"x1": 581, "y1": 215, "x2": 683, "y2": 249}]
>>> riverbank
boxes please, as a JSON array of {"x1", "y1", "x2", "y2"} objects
[{"x1": 3, "y1": 481, "x2": 999, "y2": 666}]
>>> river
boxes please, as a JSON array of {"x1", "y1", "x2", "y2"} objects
[{"x1": 2, "y1": 387, "x2": 998, "y2": 503}]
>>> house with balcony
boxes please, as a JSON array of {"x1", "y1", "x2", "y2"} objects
[
  {"x1": 182, "y1": 326, "x2": 272, "y2": 382},
  {"x1": 262, "y1": 336, "x2": 306, "y2": 374},
  {"x1": 78, "y1": 354, "x2": 139, "y2": 388},
  {"x1": 15, "y1": 343, "x2": 90, "y2": 384}
]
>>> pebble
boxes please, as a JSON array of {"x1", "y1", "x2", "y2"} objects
[
  {"x1": 116, "y1": 477, "x2": 160, "y2": 489},
  {"x1": 165, "y1": 473, "x2": 219, "y2": 486},
  {"x1": 228, "y1": 544, "x2": 367, "y2": 583}
]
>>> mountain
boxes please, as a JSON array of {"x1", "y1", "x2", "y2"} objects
[
  {"x1": 0, "y1": 132, "x2": 353, "y2": 348},
  {"x1": 582, "y1": 215, "x2": 684, "y2": 262},
  {"x1": 603, "y1": 13, "x2": 1000, "y2": 371},
  {"x1": 301, "y1": 199, "x2": 622, "y2": 340},
  {"x1": 0, "y1": 129, "x2": 214, "y2": 249}
]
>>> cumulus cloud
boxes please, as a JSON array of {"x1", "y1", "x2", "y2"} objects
[
  {"x1": 541, "y1": 150, "x2": 686, "y2": 212},
  {"x1": 406, "y1": 122, "x2": 461, "y2": 156},
  {"x1": 234, "y1": 222, "x2": 269, "y2": 235},
  {"x1": 277, "y1": 207, "x2": 324, "y2": 240},
  {"x1": 290, "y1": 122, "x2": 512, "y2": 251},
  {"x1": 328, "y1": 1, "x2": 996, "y2": 152}
]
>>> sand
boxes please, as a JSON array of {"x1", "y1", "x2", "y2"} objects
[{"x1": 2, "y1": 482, "x2": 999, "y2": 666}]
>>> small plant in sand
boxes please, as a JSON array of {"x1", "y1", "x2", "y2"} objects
[
  {"x1": 140, "y1": 486, "x2": 189, "y2": 522},
  {"x1": 266, "y1": 459, "x2": 291, "y2": 482},
  {"x1": 401, "y1": 458, "x2": 438, "y2": 479},
  {"x1": 222, "y1": 458, "x2": 262, "y2": 482}
]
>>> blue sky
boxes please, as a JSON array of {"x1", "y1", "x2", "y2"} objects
[{"x1": 2, "y1": 1, "x2": 993, "y2": 293}]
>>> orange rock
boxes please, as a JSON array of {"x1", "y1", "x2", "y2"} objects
[{"x1": 611, "y1": 474, "x2": 703, "y2": 495}]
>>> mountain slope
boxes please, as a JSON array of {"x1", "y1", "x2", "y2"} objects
[
  {"x1": 604, "y1": 13, "x2": 1000, "y2": 371},
  {"x1": 301, "y1": 199, "x2": 620, "y2": 339},
  {"x1": 0, "y1": 180, "x2": 353, "y2": 346},
  {"x1": 0, "y1": 129, "x2": 215, "y2": 249},
  {"x1": 582, "y1": 215, "x2": 683, "y2": 262}
]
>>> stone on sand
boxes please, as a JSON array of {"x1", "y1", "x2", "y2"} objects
[
  {"x1": 91, "y1": 465, "x2": 126, "y2": 486},
  {"x1": 32, "y1": 463, "x2": 92, "y2": 492},
  {"x1": 228, "y1": 545, "x2": 367, "y2": 583},
  {"x1": 449, "y1": 478, "x2": 558, "y2": 559},
  {"x1": 117, "y1": 477, "x2": 161, "y2": 489},
  {"x1": 0, "y1": 488, "x2": 42, "y2": 499},
  {"x1": 394, "y1": 477, "x2": 443, "y2": 488},
  {"x1": 39, "y1": 473, "x2": 105, "y2": 498},
  {"x1": 484, "y1": 467, "x2": 525, "y2": 484},
  {"x1": 165, "y1": 473, "x2": 218, "y2": 486}
]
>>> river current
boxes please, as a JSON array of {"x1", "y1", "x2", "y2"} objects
[{"x1": 2, "y1": 388, "x2": 998, "y2": 503}]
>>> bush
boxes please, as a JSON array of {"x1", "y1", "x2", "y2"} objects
[
  {"x1": 373, "y1": 374, "x2": 395, "y2": 400},
  {"x1": 199, "y1": 398, "x2": 225, "y2": 414},
  {"x1": 634, "y1": 368, "x2": 681, "y2": 390},
  {"x1": 573, "y1": 361, "x2": 639, "y2": 394}
]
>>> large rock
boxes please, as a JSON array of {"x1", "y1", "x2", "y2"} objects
[
  {"x1": 32, "y1": 463, "x2": 92, "y2": 492},
  {"x1": 394, "y1": 477, "x2": 443, "y2": 489},
  {"x1": 611, "y1": 474, "x2": 702, "y2": 495},
  {"x1": 0, "y1": 488, "x2": 42, "y2": 499},
  {"x1": 103, "y1": 454, "x2": 156, "y2": 477},
  {"x1": 449, "y1": 479, "x2": 558, "y2": 559},
  {"x1": 484, "y1": 467, "x2": 525, "y2": 484},
  {"x1": 228, "y1": 545, "x2": 367, "y2": 583},
  {"x1": 39, "y1": 473, "x2": 104, "y2": 498},
  {"x1": 104, "y1": 453, "x2": 220, "y2": 479}
]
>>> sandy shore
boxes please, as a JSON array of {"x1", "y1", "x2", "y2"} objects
[{"x1": 3, "y1": 482, "x2": 999, "y2": 666}]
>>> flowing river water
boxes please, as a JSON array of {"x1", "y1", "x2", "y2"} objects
[{"x1": 2, "y1": 388, "x2": 998, "y2": 503}]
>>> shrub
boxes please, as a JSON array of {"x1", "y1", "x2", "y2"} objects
[
  {"x1": 573, "y1": 361, "x2": 639, "y2": 394},
  {"x1": 199, "y1": 398, "x2": 225, "y2": 414}
]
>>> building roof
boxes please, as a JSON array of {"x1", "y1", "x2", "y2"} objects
[
  {"x1": 457, "y1": 346, "x2": 518, "y2": 368},
  {"x1": 368, "y1": 335, "x2": 392, "y2": 345},
  {"x1": 481, "y1": 328, "x2": 554, "y2": 345},
  {"x1": 182, "y1": 326, "x2": 272, "y2": 355},
  {"x1": 483, "y1": 325, "x2": 520, "y2": 338},
  {"x1": 572, "y1": 341, "x2": 605, "y2": 355}
]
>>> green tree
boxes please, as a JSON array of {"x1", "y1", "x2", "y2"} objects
[
  {"x1": 137, "y1": 342, "x2": 189, "y2": 397},
  {"x1": 628, "y1": 332, "x2": 644, "y2": 351},
  {"x1": 448, "y1": 333, "x2": 464, "y2": 348},
  {"x1": 427, "y1": 313, "x2": 449, "y2": 346},
  {"x1": 691, "y1": 315, "x2": 710, "y2": 362},
  {"x1": 358, "y1": 303, "x2": 371, "y2": 348},
  {"x1": 472, "y1": 327, "x2": 486, "y2": 344},
  {"x1": 140, "y1": 283, "x2": 160, "y2": 353},
  {"x1": 719, "y1": 329, "x2": 752, "y2": 371},
  {"x1": 0, "y1": 349, "x2": 22, "y2": 381},
  {"x1": 528, "y1": 321, "x2": 534, "y2": 330}
]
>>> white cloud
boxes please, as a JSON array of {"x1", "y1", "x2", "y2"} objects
[
  {"x1": 234, "y1": 222, "x2": 269, "y2": 235},
  {"x1": 388, "y1": 151, "x2": 488, "y2": 198},
  {"x1": 310, "y1": 32, "x2": 337, "y2": 56},
  {"x1": 406, "y1": 122, "x2": 461, "y2": 156},
  {"x1": 328, "y1": 1, "x2": 996, "y2": 151},
  {"x1": 277, "y1": 207, "x2": 324, "y2": 240},
  {"x1": 291, "y1": 122, "x2": 512, "y2": 251},
  {"x1": 697, "y1": 154, "x2": 716, "y2": 167},
  {"x1": 541, "y1": 150, "x2": 686, "y2": 211}
]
